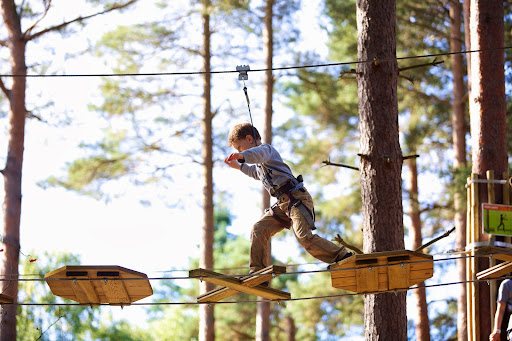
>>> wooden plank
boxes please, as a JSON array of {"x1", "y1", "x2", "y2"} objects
[
  {"x1": 197, "y1": 267, "x2": 289, "y2": 302},
  {"x1": 70, "y1": 280, "x2": 91, "y2": 304},
  {"x1": 77, "y1": 280, "x2": 100, "y2": 304},
  {"x1": 356, "y1": 267, "x2": 378, "y2": 292},
  {"x1": 388, "y1": 263, "x2": 410, "y2": 290},
  {"x1": 103, "y1": 279, "x2": 131, "y2": 304},
  {"x1": 197, "y1": 272, "x2": 277, "y2": 301},
  {"x1": 190, "y1": 266, "x2": 289, "y2": 302},
  {"x1": 0, "y1": 294, "x2": 14, "y2": 304},
  {"x1": 491, "y1": 253, "x2": 512, "y2": 262},
  {"x1": 477, "y1": 261, "x2": 512, "y2": 280},
  {"x1": 199, "y1": 284, "x2": 290, "y2": 303}
]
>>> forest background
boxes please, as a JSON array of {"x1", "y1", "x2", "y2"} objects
[{"x1": 0, "y1": 0, "x2": 510, "y2": 340}]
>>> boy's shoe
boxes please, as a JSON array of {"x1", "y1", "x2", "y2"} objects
[{"x1": 327, "y1": 251, "x2": 354, "y2": 270}]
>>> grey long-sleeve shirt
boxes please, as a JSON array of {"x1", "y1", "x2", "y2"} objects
[{"x1": 239, "y1": 143, "x2": 295, "y2": 195}]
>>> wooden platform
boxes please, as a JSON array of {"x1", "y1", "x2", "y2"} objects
[
  {"x1": 44, "y1": 265, "x2": 153, "y2": 305},
  {"x1": 0, "y1": 294, "x2": 14, "y2": 304},
  {"x1": 189, "y1": 265, "x2": 290, "y2": 303},
  {"x1": 476, "y1": 246, "x2": 512, "y2": 280},
  {"x1": 329, "y1": 250, "x2": 434, "y2": 294}
]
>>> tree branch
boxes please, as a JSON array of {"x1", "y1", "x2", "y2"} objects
[
  {"x1": 23, "y1": 0, "x2": 51, "y2": 39},
  {"x1": 322, "y1": 158, "x2": 359, "y2": 171},
  {"x1": 333, "y1": 234, "x2": 363, "y2": 254},
  {"x1": 24, "y1": 0, "x2": 138, "y2": 42},
  {"x1": 415, "y1": 227, "x2": 455, "y2": 252},
  {"x1": 0, "y1": 77, "x2": 11, "y2": 99}
]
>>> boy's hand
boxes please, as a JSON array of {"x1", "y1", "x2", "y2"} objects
[{"x1": 224, "y1": 153, "x2": 245, "y2": 169}]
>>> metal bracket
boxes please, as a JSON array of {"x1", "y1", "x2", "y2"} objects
[{"x1": 236, "y1": 65, "x2": 250, "y2": 80}]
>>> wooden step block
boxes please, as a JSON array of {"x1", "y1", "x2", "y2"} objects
[
  {"x1": 330, "y1": 250, "x2": 433, "y2": 294},
  {"x1": 189, "y1": 265, "x2": 290, "y2": 302},
  {"x1": 45, "y1": 265, "x2": 153, "y2": 305}
]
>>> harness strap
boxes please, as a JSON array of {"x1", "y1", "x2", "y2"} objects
[
  {"x1": 266, "y1": 202, "x2": 291, "y2": 228},
  {"x1": 286, "y1": 191, "x2": 316, "y2": 231}
]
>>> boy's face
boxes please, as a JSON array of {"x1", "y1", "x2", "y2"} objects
[{"x1": 232, "y1": 135, "x2": 255, "y2": 153}]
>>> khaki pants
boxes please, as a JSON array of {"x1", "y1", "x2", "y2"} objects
[{"x1": 249, "y1": 187, "x2": 347, "y2": 272}]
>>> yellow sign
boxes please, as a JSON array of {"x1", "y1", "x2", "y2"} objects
[{"x1": 482, "y1": 203, "x2": 512, "y2": 236}]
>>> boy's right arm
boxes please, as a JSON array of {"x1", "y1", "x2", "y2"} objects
[
  {"x1": 224, "y1": 153, "x2": 259, "y2": 180},
  {"x1": 224, "y1": 153, "x2": 245, "y2": 170}
]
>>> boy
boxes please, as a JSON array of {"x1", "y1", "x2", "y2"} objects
[{"x1": 224, "y1": 122, "x2": 352, "y2": 275}]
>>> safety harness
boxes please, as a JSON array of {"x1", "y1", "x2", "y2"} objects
[{"x1": 266, "y1": 174, "x2": 316, "y2": 230}]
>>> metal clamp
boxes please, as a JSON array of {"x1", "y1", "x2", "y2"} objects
[{"x1": 236, "y1": 65, "x2": 250, "y2": 80}]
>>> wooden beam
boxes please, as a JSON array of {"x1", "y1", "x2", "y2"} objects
[
  {"x1": 189, "y1": 265, "x2": 290, "y2": 302},
  {"x1": 477, "y1": 261, "x2": 512, "y2": 280}
]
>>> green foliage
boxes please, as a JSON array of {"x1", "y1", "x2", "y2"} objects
[
  {"x1": 287, "y1": 272, "x2": 363, "y2": 340},
  {"x1": 148, "y1": 306, "x2": 200, "y2": 340},
  {"x1": 17, "y1": 251, "x2": 99, "y2": 340},
  {"x1": 91, "y1": 316, "x2": 152, "y2": 340},
  {"x1": 429, "y1": 298, "x2": 457, "y2": 341}
]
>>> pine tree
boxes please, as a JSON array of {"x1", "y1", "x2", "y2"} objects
[
  {"x1": 468, "y1": 0, "x2": 507, "y2": 339},
  {"x1": 356, "y1": 1, "x2": 406, "y2": 340}
]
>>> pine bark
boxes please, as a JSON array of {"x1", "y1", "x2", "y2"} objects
[
  {"x1": 256, "y1": 1, "x2": 274, "y2": 340},
  {"x1": 469, "y1": 0, "x2": 506, "y2": 340},
  {"x1": 0, "y1": 1, "x2": 26, "y2": 339},
  {"x1": 356, "y1": 0, "x2": 406, "y2": 340},
  {"x1": 199, "y1": 1, "x2": 215, "y2": 340},
  {"x1": 449, "y1": 2, "x2": 468, "y2": 340}
]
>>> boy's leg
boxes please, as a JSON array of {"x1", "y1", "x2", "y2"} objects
[
  {"x1": 249, "y1": 210, "x2": 287, "y2": 273},
  {"x1": 288, "y1": 190, "x2": 348, "y2": 263}
]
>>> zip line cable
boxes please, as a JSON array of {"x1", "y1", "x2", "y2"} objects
[
  {"x1": 12, "y1": 273, "x2": 512, "y2": 307},
  {"x1": 4, "y1": 248, "x2": 512, "y2": 281},
  {"x1": 0, "y1": 46, "x2": 509, "y2": 78},
  {"x1": 3, "y1": 251, "x2": 510, "y2": 306},
  {"x1": 3, "y1": 250, "x2": 507, "y2": 284}
]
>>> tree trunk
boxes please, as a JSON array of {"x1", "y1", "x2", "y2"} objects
[
  {"x1": 256, "y1": 1, "x2": 274, "y2": 340},
  {"x1": 407, "y1": 158, "x2": 431, "y2": 341},
  {"x1": 0, "y1": 1, "x2": 26, "y2": 339},
  {"x1": 469, "y1": 0, "x2": 506, "y2": 340},
  {"x1": 285, "y1": 315, "x2": 296, "y2": 341},
  {"x1": 463, "y1": 0, "x2": 471, "y2": 93},
  {"x1": 356, "y1": 1, "x2": 405, "y2": 340},
  {"x1": 449, "y1": 2, "x2": 468, "y2": 340},
  {"x1": 469, "y1": 0, "x2": 506, "y2": 176},
  {"x1": 199, "y1": 1, "x2": 215, "y2": 340}
]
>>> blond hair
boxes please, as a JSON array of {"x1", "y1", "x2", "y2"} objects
[{"x1": 227, "y1": 123, "x2": 261, "y2": 147}]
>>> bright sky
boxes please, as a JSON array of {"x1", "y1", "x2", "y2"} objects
[{"x1": 0, "y1": 1, "x2": 454, "y2": 337}]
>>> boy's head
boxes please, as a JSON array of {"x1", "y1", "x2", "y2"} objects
[{"x1": 228, "y1": 123, "x2": 261, "y2": 148}]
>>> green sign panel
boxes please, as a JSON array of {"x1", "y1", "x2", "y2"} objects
[{"x1": 482, "y1": 203, "x2": 512, "y2": 236}]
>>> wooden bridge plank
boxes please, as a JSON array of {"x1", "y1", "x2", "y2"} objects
[{"x1": 190, "y1": 265, "x2": 290, "y2": 302}]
